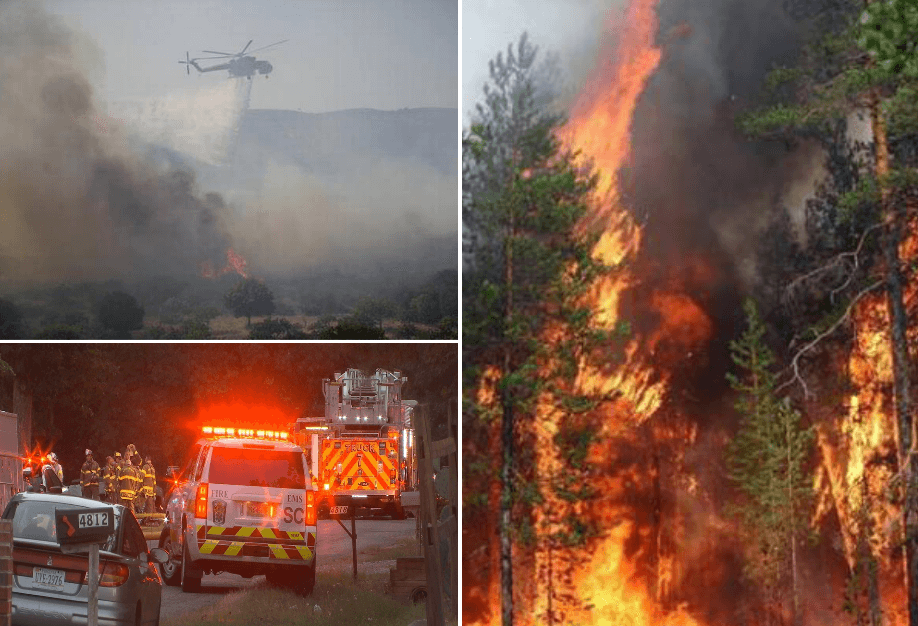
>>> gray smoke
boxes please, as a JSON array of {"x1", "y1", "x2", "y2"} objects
[
  {"x1": 627, "y1": 0, "x2": 806, "y2": 292},
  {"x1": 0, "y1": 1, "x2": 235, "y2": 283}
]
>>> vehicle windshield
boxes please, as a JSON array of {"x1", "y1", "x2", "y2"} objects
[
  {"x1": 6, "y1": 500, "x2": 120, "y2": 551},
  {"x1": 208, "y1": 447, "x2": 305, "y2": 489}
]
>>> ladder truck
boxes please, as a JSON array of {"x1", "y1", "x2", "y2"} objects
[{"x1": 295, "y1": 369, "x2": 416, "y2": 519}]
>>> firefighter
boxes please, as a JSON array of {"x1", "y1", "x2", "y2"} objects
[
  {"x1": 141, "y1": 455, "x2": 156, "y2": 515},
  {"x1": 130, "y1": 452, "x2": 144, "y2": 512},
  {"x1": 80, "y1": 449, "x2": 101, "y2": 500},
  {"x1": 47, "y1": 452, "x2": 63, "y2": 483},
  {"x1": 118, "y1": 454, "x2": 136, "y2": 513},
  {"x1": 101, "y1": 455, "x2": 117, "y2": 502}
]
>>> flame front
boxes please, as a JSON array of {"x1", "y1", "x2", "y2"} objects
[
  {"x1": 527, "y1": 0, "x2": 709, "y2": 623},
  {"x1": 200, "y1": 247, "x2": 249, "y2": 279},
  {"x1": 467, "y1": 0, "x2": 916, "y2": 623}
]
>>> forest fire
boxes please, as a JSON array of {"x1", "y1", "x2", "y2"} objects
[
  {"x1": 466, "y1": 0, "x2": 916, "y2": 623},
  {"x1": 200, "y1": 247, "x2": 249, "y2": 279}
]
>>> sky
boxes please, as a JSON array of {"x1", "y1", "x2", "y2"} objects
[
  {"x1": 43, "y1": 0, "x2": 457, "y2": 113},
  {"x1": 461, "y1": 0, "x2": 618, "y2": 122}
]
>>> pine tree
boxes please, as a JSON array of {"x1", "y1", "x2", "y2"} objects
[
  {"x1": 463, "y1": 32, "x2": 618, "y2": 626},
  {"x1": 739, "y1": 4, "x2": 918, "y2": 619},
  {"x1": 726, "y1": 299, "x2": 815, "y2": 626}
]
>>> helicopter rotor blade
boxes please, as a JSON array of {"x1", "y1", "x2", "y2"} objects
[
  {"x1": 247, "y1": 39, "x2": 288, "y2": 54},
  {"x1": 239, "y1": 39, "x2": 253, "y2": 55},
  {"x1": 202, "y1": 50, "x2": 235, "y2": 56}
]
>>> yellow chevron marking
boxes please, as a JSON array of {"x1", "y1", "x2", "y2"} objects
[
  {"x1": 258, "y1": 528, "x2": 277, "y2": 539},
  {"x1": 270, "y1": 544, "x2": 289, "y2": 559},
  {"x1": 236, "y1": 527, "x2": 256, "y2": 537},
  {"x1": 287, "y1": 531, "x2": 303, "y2": 541},
  {"x1": 208, "y1": 526, "x2": 226, "y2": 535},
  {"x1": 296, "y1": 545, "x2": 313, "y2": 560},
  {"x1": 225, "y1": 542, "x2": 244, "y2": 556},
  {"x1": 199, "y1": 540, "x2": 219, "y2": 554}
]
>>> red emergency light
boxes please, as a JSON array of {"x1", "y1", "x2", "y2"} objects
[{"x1": 201, "y1": 425, "x2": 289, "y2": 441}]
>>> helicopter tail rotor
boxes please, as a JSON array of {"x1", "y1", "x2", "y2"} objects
[{"x1": 178, "y1": 51, "x2": 193, "y2": 74}]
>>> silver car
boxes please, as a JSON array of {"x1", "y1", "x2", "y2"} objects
[{"x1": 3, "y1": 492, "x2": 167, "y2": 626}]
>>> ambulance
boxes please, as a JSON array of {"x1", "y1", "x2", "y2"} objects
[{"x1": 159, "y1": 426, "x2": 317, "y2": 594}]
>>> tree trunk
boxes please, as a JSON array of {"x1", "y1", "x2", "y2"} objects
[
  {"x1": 787, "y1": 413, "x2": 800, "y2": 626},
  {"x1": 863, "y1": 478, "x2": 882, "y2": 626},
  {"x1": 868, "y1": 82, "x2": 918, "y2": 626},
  {"x1": 501, "y1": 213, "x2": 515, "y2": 626}
]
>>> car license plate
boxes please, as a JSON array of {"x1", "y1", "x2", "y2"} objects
[
  {"x1": 246, "y1": 502, "x2": 272, "y2": 517},
  {"x1": 33, "y1": 567, "x2": 65, "y2": 592}
]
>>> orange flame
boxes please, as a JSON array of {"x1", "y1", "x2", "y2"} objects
[
  {"x1": 200, "y1": 247, "x2": 249, "y2": 279},
  {"x1": 529, "y1": 0, "x2": 711, "y2": 623},
  {"x1": 470, "y1": 0, "x2": 717, "y2": 623}
]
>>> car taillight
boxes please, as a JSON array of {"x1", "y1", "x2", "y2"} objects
[
  {"x1": 195, "y1": 483, "x2": 208, "y2": 519},
  {"x1": 305, "y1": 490, "x2": 316, "y2": 526},
  {"x1": 86, "y1": 561, "x2": 129, "y2": 587}
]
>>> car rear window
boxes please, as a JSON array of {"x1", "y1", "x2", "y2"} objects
[
  {"x1": 208, "y1": 447, "x2": 305, "y2": 489},
  {"x1": 6, "y1": 500, "x2": 119, "y2": 551}
]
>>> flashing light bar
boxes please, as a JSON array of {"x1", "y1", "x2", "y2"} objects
[
  {"x1": 302, "y1": 426, "x2": 329, "y2": 431},
  {"x1": 201, "y1": 425, "x2": 289, "y2": 441}
]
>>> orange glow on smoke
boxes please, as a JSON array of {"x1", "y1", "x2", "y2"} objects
[
  {"x1": 200, "y1": 247, "x2": 249, "y2": 279},
  {"x1": 188, "y1": 402, "x2": 292, "y2": 434}
]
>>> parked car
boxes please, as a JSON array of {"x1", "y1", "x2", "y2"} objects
[{"x1": 2, "y1": 492, "x2": 167, "y2": 626}]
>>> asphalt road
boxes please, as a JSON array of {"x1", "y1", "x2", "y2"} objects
[{"x1": 154, "y1": 518, "x2": 418, "y2": 621}]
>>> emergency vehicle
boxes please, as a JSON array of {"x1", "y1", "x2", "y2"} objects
[
  {"x1": 159, "y1": 426, "x2": 317, "y2": 594},
  {"x1": 295, "y1": 369, "x2": 416, "y2": 519}
]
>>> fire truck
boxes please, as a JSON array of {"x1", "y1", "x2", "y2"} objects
[{"x1": 294, "y1": 369, "x2": 416, "y2": 519}]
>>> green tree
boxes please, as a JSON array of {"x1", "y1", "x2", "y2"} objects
[
  {"x1": 0, "y1": 298, "x2": 27, "y2": 339},
  {"x1": 223, "y1": 278, "x2": 275, "y2": 327},
  {"x1": 352, "y1": 297, "x2": 398, "y2": 330},
  {"x1": 738, "y1": 3, "x2": 918, "y2": 620},
  {"x1": 725, "y1": 300, "x2": 815, "y2": 626},
  {"x1": 463, "y1": 32, "x2": 618, "y2": 626},
  {"x1": 97, "y1": 292, "x2": 144, "y2": 339}
]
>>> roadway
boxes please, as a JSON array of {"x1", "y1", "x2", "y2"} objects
[{"x1": 153, "y1": 518, "x2": 418, "y2": 621}]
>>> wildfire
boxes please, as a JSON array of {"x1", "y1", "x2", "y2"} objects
[
  {"x1": 528, "y1": 0, "x2": 715, "y2": 623},
  {"x1": 200, "y1": 247, "x2": 249, "y2": 279}
]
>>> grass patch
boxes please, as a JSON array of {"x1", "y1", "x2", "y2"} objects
[
  {"x1": 161, "y1": 572, "x2": 424, "y2": 626},
  {"x1": 358, "y1": 537, "x2": 421, "y2": 563}
]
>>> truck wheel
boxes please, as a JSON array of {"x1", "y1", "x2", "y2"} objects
[
  {"x1": 180, "y1": 540, "x2": 202, "y2": 593},
  {"x1": 158, "y1": 530, "x2": 181, "y2": 586}
]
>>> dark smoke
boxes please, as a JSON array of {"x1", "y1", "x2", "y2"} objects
[
  {"x1": 0, "y1": 1, "x2": 233, "y2": 283},
  {"x1": 620, "y1": 0, "x2": 813, "y2": 384}
]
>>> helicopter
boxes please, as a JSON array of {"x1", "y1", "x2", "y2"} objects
[{"x1": 179, "y1": 39, "x2": 287, "y2": 79}]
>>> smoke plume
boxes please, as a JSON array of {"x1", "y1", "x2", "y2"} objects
[{"x1": 0, "y1": 1, "x2": 236, "y2": 283}]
